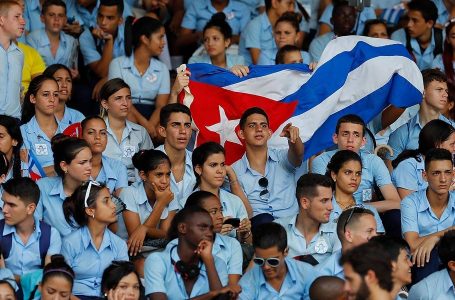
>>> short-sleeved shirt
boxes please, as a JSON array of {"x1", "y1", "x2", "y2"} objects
[
  {"x1": 0, "y1": 42, "x2": 23, "y2": 118},
  {"x1": 239, "y1": 257, "x2": 319, "y2": 300},
  {"x1": 20, "y1": 117, "x2": 65, "y2": 168},
  {"x1": 401, "y1": 189, "x2": 455, "y2": 236},
  {"x1": 274, "y1": 214, "x2": 340, "y2": 264},
  {"x1": 315, "y1": 249, "x2": 344, "y2": 279},
  {"x1": 79, "y1": 24, "x2": 126, "y2": 66},
  {"x1": 232, "y1": 148, "x2": 299, "y2": 218},
  {"x1": 18, "y1": 42, "x2": 46, "y2": 96},
  {"x1": 371, "y1": 0, "x2": 401, "y2": 8},
  {"x1": 188, "y1": 53, "x2": 245, "y2": 69},
  {"x1": 94, "y1": 155, "x2": 128, "y2": 194},
  {"x1": 391, "y1": 28, "x2": 443, "y2": 71},
  {"x1": 108, "y1": 55, "x2": 170, "y2": 106},
  {"x1": 62, "y1": 226, "x2": 128, "y2": 297},
  {"x1": 258, "y1": 49, "x2": 311, "y2": 65},
  {"x1": 26, "y1": 29, "x2": 78, "y2": 68},
  {"x1": 387, "y1": 113, "x2": 454, "y2": 160},
  {"x1": 408, "y1": 268, "x2": 455, "y2": 299},
  {"x1": 182, "y1": 0, "x2": 250, "y2": 35},
  {"x1": 432, "y1": 0, "x2": 450, "y2": 25},
  {"x1": 312, "y1": 150, "x2": 393, "y2": 204},
  {"x1": 432, "y1": 54, "x2": 455, "y2": 72},
  {"x1": 35, "y1": 177, "x2": 75, "y2": 237},
  {"x1": 24, "y1": 0, "x2": 83, "y2": 31},
  {"x1": 58, "y1": 106, "x2": 85, "y2": 128},
  {"x1": 318, "y1": 4, "x2": 376, "y2": 35},
  {"x1": 116, "y1": 181, "x2": 169, "y2": 240},
  {"x1": 309, "y1": 32, "x2": 335, "y2": 62},
  {"x1": 239, "y1": 13, "x2": 275, "y2": 65},
  {"x1": 392, "y1": 155, "x2": 427, "y2": 192},
  {"x1": 330, "y1": 196, "x2": 385, "y2": 233},
  {"x1": 219, "y1": 188, "x2": 248, "y2": 220},
  {"x1": 144, "y1": 239, "x2": 228, "y2": 298},
  {"x1": 103, "y1": 118, "x2": 153, "y2": 183},
  {"x1": 3, "y1": 216, "x2": 61, "y2": 276}
]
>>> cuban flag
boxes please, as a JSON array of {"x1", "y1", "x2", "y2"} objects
[
  {"x1": 28, "y1": 150, "x2": 46, "y2": 181},
  {"x1": 180, "y1": 36, "x2": 423, "y2": 165}
]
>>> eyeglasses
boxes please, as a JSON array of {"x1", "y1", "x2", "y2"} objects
[
  {"x1": 343, "y1": 205, "x2": 367, "y2": 233},
  {"x1": 253, "y1": 257, "x2": 281, "y2": 268},
  {"x1": 258, "y1": 177, "x2": 269, "y2": 200},
  {"x1": 84, "y1": 180, "x2": 101, "y2": 208}
]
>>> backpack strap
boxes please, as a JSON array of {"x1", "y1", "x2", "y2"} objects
[
  {"x1": 433, "y1": 27, "x2": 443, "y2": 57},
  {"x1": 0, "y1": 219, "x2": 13, "y2": 260},
  {"x1": 38, "y1": 221, "x2": 51, "y2": 268}
]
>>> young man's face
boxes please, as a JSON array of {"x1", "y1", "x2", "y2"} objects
[
  {"x1": 423, "y1": 159, "x2": 454, "y2": 195},
  {"x1": 392, "y1": 249, "x2": 413, "y2": 287},
  {"x1": 301, "y1": 186, "x2": 333, "y2": 224},
  {"x1": 254, "y1": 246, "x2": 287, "y2": 281},
  {"x1": 0, "y1": 4, "x2": 25, "y2": 39},
  {"x1": 345, "y1": 214, "x2": 377, "y2": 247},
  {"x1": 41, "y1": 5, "x2": 66, "y2": 34},
  {"x1": 239, "y1": 113, "x2": 272, "y2": 147},
  {"x1": 160, "y1": 112, "x2": 192, "y2": 151},
  {"x1": 97, "y1": 5, "x2": 122, "y2": 35},
  {"x1": 333, "y1": 122, "x2": 366, "y2": 152},
  {"x1": 331, "y1": 5, "x2": 357, "y2": 36},
  {"x1": 183, "y1": 212, "x2": 214, "y2": 248},
  {"x1": 406, "y1": 10, "x2": 433, "y2": 38},
  {"x1": 2, "y1": 192, "x2": 34, "y2": 226},
  {"x1": 282, "y1": 50, "x2": 303, "y2": 64},
  {"x1": 343, "y1": 263, "x2": 371, "y2": 300},
  {"x1": 424, "y1": 80, "x2": 449, "y2": 112}
]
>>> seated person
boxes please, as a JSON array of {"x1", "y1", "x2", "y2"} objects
[
  {"x1": 363, "y1": 19, "x2": 389, "y2": 39},
  {"x1": 26, "y1": 0, "x2": 78, "y2": 70},
  {"x1": 432, "y1": 19, "x2": 455, "y2": 81},
  {"x1": 309, "y1": 276, "x2": 345, "y2": 300},
  {"x1": 239, "y1": 222, "x2": 319, "y2": 300},
  {"x1": 144, "y1": 206, "x2": 233, "y2": 299},
  {"x1": 275, "y1": 173, "x2": 340, "y2": 265},
  {"x1": 392, "y1": 119, "x2": 455, "y2": 199},
  {"x1": 275, "y1": 44, "x2": 307, "y2": 64},
  {"x1": 1, "y1": 177, "x2": 61, "y2": 282},
  {"x1": 316, "y1": 206, "x2": 378, "y2": 278},
  {"x1": 35, "y1": 254, "x2": 75, "y2": 300},
  {"x1": 101, "y1": 261, "x2": 144, "y2": 300},
  {"x1": 401, "y1": 148, "x2": 455, "y2": 282}
]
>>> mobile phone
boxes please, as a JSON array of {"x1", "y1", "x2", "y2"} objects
[
  {"x1": 67, "y1": 17, "x2": 76, "y2": 24},
  {"x1": 294, "y1": 254, "x2": 319, "y2": 266},
  {"x1": 223, "y1": 218, "x2": 240, "y2": 228}
]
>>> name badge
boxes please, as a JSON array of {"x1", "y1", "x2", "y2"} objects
[
  {"x1": 314, "y1": 237, "x2": 329, "y2": 254},
  {"x1": 123, "y1": 145, "x2": 136, "y2": 158},
  {"x1": 225, "y1": 11, "x2": 235, "y2": 20},
  {"x1": 362, "y1": 189, "x2": 372, "y2": 202},
  {"x1": 35, "y1": 144, "x2": 48, "y2": 156}
]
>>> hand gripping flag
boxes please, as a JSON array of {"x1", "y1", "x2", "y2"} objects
[{"x1": 180, "y1": 36, "x2": 424, "y2": 164}]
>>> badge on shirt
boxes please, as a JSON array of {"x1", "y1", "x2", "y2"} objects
[
  {"x1": 362, "y1": 188, "x2": 372, "y2": 202},
  {"x1": 314, "y1": 236, "x2": 329, "y2": 254},
  {"x1": 35, "y1": 144, "x2": 48, "y2": 156},
  {"x1": 225, "y1": 11, "x2": 235, "y2": 20},
  {"x1": 146, "y1": 73, "x2": 157, "y2": 83},
  {"x1": 123, "y1": 145, "x2": 136, "y2": 158}
]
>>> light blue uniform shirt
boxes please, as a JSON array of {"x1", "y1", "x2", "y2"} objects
[
  {"x1": 239, "y1": 257, "x2": 319, "y2": 300},
  {"x1": 237, "y1": 0, "x2": 263, "y2": 17},
  {"x1": 401, "y1": 190, "x2": 455, "y2": 236},
  {"x1": 432, "y1": 53, "x2": 455, "y2": 72},
  {"x1": 392, "y1": 155, "x2": 427, "y2": 192},
  {"x1": 312, "y1": 150, "x2": 393, "y2": 204},
  {"x1": 108, "y1": 55, "x2": 170, "y2": 106},
  {"x1": 62, "y1": 226, "x2": 128, "y2": 297},
  {"x1": 95, "y1": 155, "x2": 128, "y2": 194},
  {"x1": 258, "y1": 49, "x2": 311, "y2": 65},
  {"x1": 0, "y1": 268, "x2": 17, "y2": 291},
  {"x1": 330, "y1": 196, "x2": 385, "y2": 233},
  {"x1": 189, "y1": 53, "x2": 245, "y2": 69},
  {"x1": 309, "y1": 31, "x2": 335, "y2": 62},
  {"x1": 26, "y1": 29, "x2": 77, "y2": 68},
  {"x1": 0, "y1": 42, "x2": 23, "y2": 119},
  {"x1": 156, "y1": 145, "x2": 196, "y2": 212},
  {"x1": 232, "y1": 148, "x2": 299, "y2": 219},
  {"x1": 319, "y1": 4, "x2": 376, "y2": 35},
  {"x1": 35, "y1": 177, "x2": 75, "y2": 237},
  {"x1": 144, "y1": 239, "x2": 228, "y2": 298},
  {"x1": 387, "y1": 113, "x2": 454, "y2": 160},
  {"x1": 274, "y1": 214, "x2": 341, "y2": 264},
  {"x1": 103, "y1": 118, "x2": 153, "y2": 183},
  {"x1": 432, "y1": 0, "x2": 450, "y2": 25},
  {"x1": 371, "y1": 0, "x2": 401, "y2": 9},
  {"x1": 408, "y1": 268, "x2": 455, "y2": 300},
  {"x1": 391, "y1": 28, "x2": 443, "y2": 70},
  {"x1": 58, "y1": 106, "x2": 85, "y2": 128},
  {"x1": 181, "y1": 0, "x2": 250, "y2": 35},
  {"x1": 116, "y1": 181, "x2": 168, "y2": 240},
  {"x1": 79, "y1": 24, "x2": 126, "y2": 66},
  {"x1": 3, "y1": 216, "x2": 61, "y2": 276},
  {"x1": 219, "y1": 188, "x2": 248, "y2": 220},
  {"x1": 315, "y1": 249, "x2": 344, "y2": 279},
  {"x1": 20, "y1": 116, "x2": 65, "y2": 168}
]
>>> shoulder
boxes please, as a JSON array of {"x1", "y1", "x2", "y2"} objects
[
  {"x1": 401, "y1": 190, "x2": 423, "y2": 206},
  {"x1": 37, "y1": 176, "x2": 60, "y2": 188},
  {"x1": 150, "y1": 57, "x2": 168, "y2": 70}
]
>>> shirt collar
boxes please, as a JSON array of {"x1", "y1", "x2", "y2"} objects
[
  {"x1": 156, "y1": 144, "x2": 193, "y2": 169},
  {"x1": 441, "y1": 269, "x2": 455, "y2": 293},
  {"x1": 238, "y1": 150, "x2": 278, "y2": 175},
  {"x1": 417, "y1": 190, "x2": 455, "y2": 213},
  {"x1": 212, "y1": 234, "x2": 227, "y2": 254},
  {"x1": 260, "y1": 12, "x2": 273, "y2": 31},
  {"x1": 81, "y1": 226, "x2": 112, "y2": 251},
  {"x1": 49, "y1": 177, "x2": 67, "y2": 200},
  {"x1": 3, "y1": 215, "x2": 42, "y2": 236},
  {"x1": 25, "y1": 116, "x2": 64, "y2": 135}
]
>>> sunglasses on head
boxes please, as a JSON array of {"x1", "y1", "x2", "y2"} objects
[{"x1": 253, "y1": 257, "x2": 281, "y2": 268}]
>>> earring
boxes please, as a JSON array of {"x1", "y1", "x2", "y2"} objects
[
  {"x1": 64, "y1": 170, "x2": 68, "y2": 174},
  {"x1": 92, "y1": 214, "x2": 95, "y2": 219}
]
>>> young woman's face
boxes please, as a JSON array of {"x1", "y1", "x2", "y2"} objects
[
  {"x1": 196, "y1": 152, "x2": 226, "y2": 190},
  {"x1": 91, "y1": 187, "x2": 117, "y2": 224},
  {"x1": 447, "y1": 25, "x2": 455, "y2": 49},
  {"x1": 82, "y1": 118, "x2": 108, "y2": 155},
  {"x1": 102, "y1": 88, "x2": 132, "y2": 119},
  {"x1": 40, "y1": 276, "x2": 72, "y2": 300},
  {"x1": 31, "y1": 80, "x2": 59, "y2": 116},
  {"x1": 53, "y1": 68, "x2": 72, "y2": 103},
  {"x1": 111, "y1": 272, "x2": 141, "y2": 300},
  {"x1": 141, "y1": 161, "x2": 171, "y2": 194},
  {"x1": 0, "y1": 125, "x2": 17, "y2": 159},
  {"x1": 367, "y1": 23, "x2": 389, "y2": 39},
  {"x1": 200, "y1": 195, "x2": 224, "y2": 233},
  {"x1": 63, "y1": 147, "x2": 92, "y2": 182},
  {"x1": 203, "y1": 27, "x2": 229, "y2": 58},
  {"x1": 0, "y1": 283, "x2": 15, "y2": 300},
  {"x1": 274, "y1": 21, "x2": 298, "y2": 48},
  {"x1": 145, "y1": 27, "x2": 166, "y2": 56},
  {"x1": 439, "y1": 132, "x2": 455, "y2": 154},
  {"x1": 332, "y1": 160, "x2": 362, "y2": 195}
]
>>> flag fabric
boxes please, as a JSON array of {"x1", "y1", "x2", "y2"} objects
[
  {"x1": 28, "y1": 149, "x2": 46, "y2": 181},
  {"x1": 180, "y1": 36, "x2": 424, "y2": 164},
  {"x1": 63, "y1": 122, "x2": 82, "y2": 138}
]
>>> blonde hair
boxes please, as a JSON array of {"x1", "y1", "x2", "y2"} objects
[{"x1": 0, "y1": 0, "x2": 21, "y2": 16}]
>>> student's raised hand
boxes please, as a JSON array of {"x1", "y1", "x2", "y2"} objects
[
  {"x1": 106, "y1": 287, "x2": 127, "y2": 300},
  {"x1": 152, "y1": 183, "x2": 174, "y2": 206},
  {"x1": 171, "y1": 69, "x2": 191, "y2": 95},
  {"x1": 230, "y1": 65, "x2": 249, "y2": 78},
  {"x1": 280, "y1": 123, "x2": 300, "y2": 143},
  {"x1": 127, "y1": 224, "x2": 148, "y2": 257},
  {"x1": 216, "y1": 285, "x2": 242, "y2": 299},
  {"x1": 309, "y1": 61, "x2": 318, "y2": 71},
  {"x1": 196, "y1": 239, "x2": 214, "y2": 262},
  {"x1": 412, "y1": 235, "x2": 439, "y2": 267}
]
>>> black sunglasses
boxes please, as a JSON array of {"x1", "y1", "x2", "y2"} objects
[{"x1": 258, "y1": 177, "x2": 269, "y2": 199}]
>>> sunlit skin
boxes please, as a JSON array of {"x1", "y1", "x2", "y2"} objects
[
  {"x1": 333, "y1": 123, "x2": 366, "y2": 152},
  {"x1": 40, "y1": 276, "x2": 72, "y2": 300},
  {"x1": 0, "y1": 282, "x2": 15, "y2": 300},
  {"x1": 424, "y1": 80, "x2": 449, "y2": 112},
  {"x1": 108, "y1": 272, "x2": 141, "y2": 300},
  {"x1": 41, "y1": 5, "x2": 67, "y2": 35},
  {"x1": 254, "y1": 246, "x2": 287, "y2": 283}
]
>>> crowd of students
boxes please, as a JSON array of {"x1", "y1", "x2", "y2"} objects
[{"x1": 2, "y1": 0, "x2": 455, "y2": 299}]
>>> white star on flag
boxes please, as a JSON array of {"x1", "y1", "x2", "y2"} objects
[{"x1": 206, "y1": 106, "x2": 242, "y2": 146}]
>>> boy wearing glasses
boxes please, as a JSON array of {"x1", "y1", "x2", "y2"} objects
[
  {"x1": 233, "y1": 107, "x2": 304, "y2": 220},
  {"x1": 1, "y1": 178, "x2": 61, "y2": 282},
  {"x1": 239, "y1": 222, "x2": 319, "y2": 300}
]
